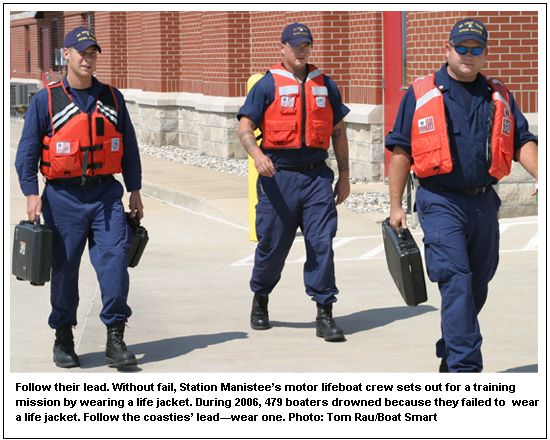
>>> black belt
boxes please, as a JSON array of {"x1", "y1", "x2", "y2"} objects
[
  {"x1": 278, "y1": 161, "x2": 325, "y2": 173},
  {"x1": 420, "y1": 181, "x2": 492, "y2": 197},
  {"x1": 47, "y1": 175, "x2": 113, "y2": 189}
]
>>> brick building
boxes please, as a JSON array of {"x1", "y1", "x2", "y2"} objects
[{"x1": 10, "y1": 10, "x2": 539, "y2": 216}]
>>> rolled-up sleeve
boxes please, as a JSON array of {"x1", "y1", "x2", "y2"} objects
[
  {"x1": 509, "y1": 91, "x2": 538, "y2": 159},
  {"x1": 237, "y1": 74, "x2": 275, "y2": 128},
  {"x1": 385, "y1": 87, "x2": 416, "y2": 155},
  {"x1": 325, "y1": 76, "x2": 350, "y2": 125}
]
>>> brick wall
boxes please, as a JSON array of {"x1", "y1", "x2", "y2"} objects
[
  {"x1": 94, "y1": 12, "x2": 128, "y2": 89},
  {"x1": 123, "y1": 12, "x2": 179, "y2": 92},
  {"x1": 10, "y1": 11, "x2": 95, "y2": 83},
  {"x1": 406, "y1": 11, "x2": 538, "y2": 112},
  {"x1": 178, "y1": 11, "x2": 204, "y2": 95},
  {"x1": 10, "y1": 25, "x2": 27, "y2": 77},
  {"x1": 199, "y1": 11, "x2": 246, "y2": 97},
  {"x1": 246, "y1": 11, "x2": 369, "y2": 104},
  {"x1": 10, "y1": 10, "x2": 538, "y2": 111},
  {"x1": 10, "y1": 10, "x2": 539, "y2": 216},
  {"x1": 349, "y1": 11, "x2": 383, "y2": 105},
  {"x1": 126, "y1": 12, "x2": 142, "y2": 90},
  {"x1": 10, "y1": 17, "x2": 41, "y2": 81}
]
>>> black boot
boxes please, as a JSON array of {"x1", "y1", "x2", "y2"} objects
[
  {"x1": 53, "y1": 323, "x2": 80, "y2": 368},
  {"x1": 250, "y1": 293, "x2": 271, "y2": 330},
  {"x1": 316, "y1": 303, "x2": 345, "y2": 342},
  {"x1": 105, "y1": 321, "x2": 137, "y2": 367}
]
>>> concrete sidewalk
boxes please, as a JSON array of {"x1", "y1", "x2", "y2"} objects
[{"x1": 8, "y1": 121, "x2": 539, "y2": 373}]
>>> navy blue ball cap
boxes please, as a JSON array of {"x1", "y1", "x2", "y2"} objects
[
  {"x1": 64, "y1": 26, "x2": 102, "y2": 53},
  {"x1": 449, "y1": 19, "x2": 488, "y2": 46},
  {"x1": 281, "y1": 23, "x2": 313, "y2": 46}
]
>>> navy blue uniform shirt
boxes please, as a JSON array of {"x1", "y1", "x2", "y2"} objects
[
  {"x1": 385, "y1": 63, "x2": 538, "y2": 189},
  {"x1": 15, "y1": 76, "x2": 142, "y2": 196},
  {"x1": 237, "y1": 65, "x2": 350, "y2": 167}
]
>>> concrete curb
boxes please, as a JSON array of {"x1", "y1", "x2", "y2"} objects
[{"x1": 140, "y1": 180, "x2": 249, "y2": 229}]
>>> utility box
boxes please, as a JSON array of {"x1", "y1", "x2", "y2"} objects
[{"x1": 10, "y1": 83, "x2": 38, "y2": 116}]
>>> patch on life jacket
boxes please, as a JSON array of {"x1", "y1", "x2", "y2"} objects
[
  {"x1": 111, "y1": 138, "x2": 120, "y2": 151},
  {"x1": 418, "y1": 116, "x2": 435, "y2": 134},
  {"x1": 56, "y1": 142, "x2": 71, "y2": 154},
  {"x1": 502, "y1": 119, "x2": 512, "y2": 136},
  {"x1": 281, "y1": 96, "x2": 295, "y2": 108},
  {"x1": 316, "y1": 96, "x2": 326, "y2": 108}
]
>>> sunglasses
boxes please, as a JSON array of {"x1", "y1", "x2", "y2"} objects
[
  {"x1": 450, "y1": 42, "x2": 485, "y2": 56},
  {"x1": 285, "y1": 44, "x2": 312, "y2": 54}
]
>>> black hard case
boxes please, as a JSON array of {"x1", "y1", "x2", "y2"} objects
[
  {"x1": 381, "y1": 218, "x2": 427, "y2": 307},
  {"x1": 127, "y1": 214, "x2": 148, "y2": 268},
  {"x1": 12, "y1": 216, "x2": 53, "y2": 286}
]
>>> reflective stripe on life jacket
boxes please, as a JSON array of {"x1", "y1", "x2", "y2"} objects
[
  {"x1": 41, "y1": 82, "x2": 123, "y2": 181},
  {"x1": 410, "y1": 74, "x2": 453, "y2": 178},
  {"x1": 261, "y1": 63, "x2": 333, "y2": 149},
  {"x1": 410, "y1": 74, "x2": 515, "y2": 180}
]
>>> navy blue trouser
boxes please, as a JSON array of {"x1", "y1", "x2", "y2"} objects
[
  {"x1": 250, "y1": 164, "x2": 339, "y2": 304},
  {"x1": 416, "y1": 186, "x2": 501, "y2": 372},
  {"x1": 41, "y1": 177, "x2": 133, "y2": 329}
]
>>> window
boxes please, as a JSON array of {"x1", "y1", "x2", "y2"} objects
[
  {"x1": 25, "y1": 25, "x2": 31, "y2": 73},
  {"x1": 82, "y1": 13, "x2": 92, "y2": 28},
  {"x1": 51, "y1": 19, "x2": 59, "y2": 72}
]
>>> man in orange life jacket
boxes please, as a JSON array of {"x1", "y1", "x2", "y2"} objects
[
  {"x1": 386, "y1": 19, "x2": 538, "y2": 372},
  {"x1": 237, "y1": 23, "x2": 351, "y2": 341},
  {"x1": 15, "y1": 27, "x2": 144, "y2": 369}
]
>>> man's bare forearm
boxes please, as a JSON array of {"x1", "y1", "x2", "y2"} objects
[
  {"x1": 516, "y1": 141, "x2": 538, "y2": 180},
  {"x1": 389, "y1": 147, "x2": 412, "y2": 207},
  {"x1": 238, "y1": 118, "x2": 259, "y2": 155},
  {"x1": 332, "y1": 121, "x2": 349, "y2": 174}
]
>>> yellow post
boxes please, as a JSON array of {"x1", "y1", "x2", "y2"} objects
[{"x1": 246, "y1": 74, "x2": 264, "y2": 241}]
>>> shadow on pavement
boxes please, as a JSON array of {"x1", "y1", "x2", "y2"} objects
[
  {"x1": 77, "y1": 331, "x2": 249, "y2": 370},
  {"x1": 271, "y1": 305, "x2": 438, "y2": 335},
  {"x1": 499, "y1": 364, "x2": 538, "y2": 373}
]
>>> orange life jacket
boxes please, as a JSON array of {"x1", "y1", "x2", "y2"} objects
[
  {"x1": 410, "y1": 73, "x2": 515, "y2": 180},
  {"x1": 484, "y1": 76, "x2": 515, "y2": 180},
  {"x1": 261, "y1": 63, "x2": 333, "y2": 149},
  {"x1": 41, "y1": 82, "x2": 123, "y2": 180}
]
